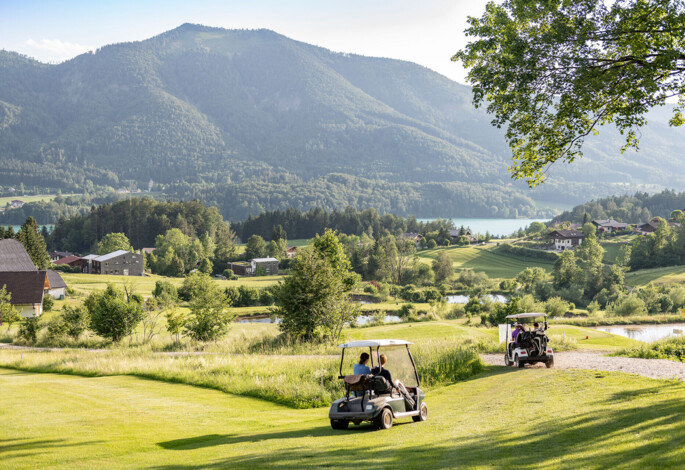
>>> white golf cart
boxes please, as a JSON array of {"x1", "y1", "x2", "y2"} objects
[{"x1": 500, "y1": 313, "x2": 554, "y2": 368}]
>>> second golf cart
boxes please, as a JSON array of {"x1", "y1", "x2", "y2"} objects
[
  {"x1": 501, "y1": 313, "x2": 554, "y2": 368},
  {"x1": 328, "y1": 339, "x2": 428, "y2": 430}
]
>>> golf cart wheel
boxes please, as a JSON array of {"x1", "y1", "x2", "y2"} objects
[
  {"x1": 514, "y1": 354, "x2": 525, "y2": 368},
  {"x1": 374, "y1": 408, "x2": 393, "y2": 430},
  {"x1": 504, "y1": 354, "x2": 512, "y2": 366},
  {"x1": 330, "y1": 419, "x2": 349, "y2": 430},
  {"x1": 545, "y1": 357, "x2": 554, "y2": 368},
  {"x1": 412, "y1": 403, "x2": 428, "y2": 422}
]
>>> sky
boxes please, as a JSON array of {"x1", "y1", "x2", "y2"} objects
[{"x1": 0, "y1": 0, "x2": 493, "y2": 84}]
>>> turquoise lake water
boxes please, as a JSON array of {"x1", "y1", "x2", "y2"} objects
[{"x1": 417, "y1": 218, "x2": 549, "y2": 237}]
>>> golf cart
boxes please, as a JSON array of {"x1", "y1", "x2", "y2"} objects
[
  {"x1": 501, "y1": 313, "x2": 554, "y2": 368},
  {"x1": 328, "y1": 339, "x2": 428, "y2": 430}
]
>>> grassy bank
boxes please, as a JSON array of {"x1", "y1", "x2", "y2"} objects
[
  {"x1": 2, "y1": 367, "x2": 683, "y2": 469},
  {"x1": 614, "y1": 336, "x2": 685, "y2": 363},
  {"x1": 550, "y1": 315, "x2": 685, "y2": 327}
]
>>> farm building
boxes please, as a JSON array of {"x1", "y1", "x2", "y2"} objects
[
  {"x1": 0, "y1": 271, "x2": 49, "y2": 317},
  {"x1": 91, "y1": 250, "x2": 144, "y2": 276},
  {"x1": 549, "y1": 230, "x2": 584, "y2": 251},
  {"x1": 46, "y1": 270, "x2": 67, "y2": 299},
  {"x1": 54, "y1": 254, "x2": 82, "y2": 267}
]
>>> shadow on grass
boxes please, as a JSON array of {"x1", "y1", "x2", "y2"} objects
[
  {"x1": 152, "y1": 383, "x2": 685, "y2": 469},
  {"x1": 0, "y1": 438, "x2": 103, "y2": 456}
]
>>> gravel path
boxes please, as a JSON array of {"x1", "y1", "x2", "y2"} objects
[{"x1": 481, "y1": 350, "x2": 685, "y2": 381}]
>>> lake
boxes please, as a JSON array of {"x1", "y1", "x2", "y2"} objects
[
  {"x1": 446, "y1": 294, "x2": 507, "y2": 304},
  {"x1": 417, "y1": 218, "x2": 549, "y2": 237},
  {"x1": 593, "y1": 323, "x2": 685, "y2": 343}
]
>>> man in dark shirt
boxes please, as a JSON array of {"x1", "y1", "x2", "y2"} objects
[{"x1": 371, "y1": 354, "x2": 394, "y2": 385}]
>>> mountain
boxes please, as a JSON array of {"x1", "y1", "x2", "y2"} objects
[{"x1": 0, "y1": 24, "x2": 684, "y2": 220}]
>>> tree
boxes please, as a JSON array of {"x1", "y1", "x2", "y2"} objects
[
  {"x1": 183, "y1": 274, "x2": 234, "y2": 341},
  {"x1": 60, "y1": 305, "x2": 89, "y2": 340},
  {"x1": 165, "y1": 307, "x2": 186, "y2": 343},
  {"x1": 85, "y1": 284, "x2": 144, "y2": 342},
  {"x1": 432, "y1": 252, "x2": 454, "y2": 283},
  {"x1": 97, "y1": 232, "x2": 133, "y2": 255},
  {"x1": 16, "y1": 217, "x2": 50, "y2": 269},
  {"x1": 455, "y1": 0, "x2": 685, "y2": 185},
  {"x1": 516, "y1": 267, "x2": 547, "y2": 293},
  {"x1": 267, "y1": 238, "x2": 288, "y2": 260},
  {"x1": 0, "y1": 286, "x2": 20, "y2": 331},
  {"x1": 244, "y1": 235, "x2": 267, "y2": 260},
  {"x1": 271, "y1": 224, "x2": 287, "y2": 241},
  {"x1": 274, "y1": 237, "x2": 360, "y2": 342},
  {"x1": 18, "y1": 317, "x2": 40, "y2": 344}
]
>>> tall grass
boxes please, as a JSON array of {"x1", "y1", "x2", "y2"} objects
[
  {"x1": 549, "y1": 314, "x2": 685, "y2": 327},
  {"x1": 613, "y1": 336, "x2": 685, "y2": 362}
]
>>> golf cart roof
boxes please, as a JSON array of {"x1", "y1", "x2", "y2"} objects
[
  {"x1": 506, "y1": 313, "x2": 547, "y2": 319},
  {"x1": 338, "y1": 339, "x2": 413, "y2": 348}
]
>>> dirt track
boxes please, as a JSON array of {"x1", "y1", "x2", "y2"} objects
[{"x1": 481, "y1": 350, "x2": 685, "y2": 381}]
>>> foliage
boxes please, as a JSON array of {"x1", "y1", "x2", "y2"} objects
[
  {"x1": 609, "y1": 294, "x2": 648, "y2": 317},
  {"x1": 275, "y1": 234, "x2": 360, "y2": 342},
  {"x1": 0, "y1": 286, "x2": 20, "y2": 330},
  {"x1": 244, "y1": 235, "x2": 267, "y2": 259},
  {"x1": 97, "y1": 232, "x2": 133, "y2": 255},
  {"x1": 455, "y1": 0, "x2": 685, "y2": 184},
  {"x1": 16, "y1": 217, "x2": 50, "y2": 269},
  {"x1": 615, "y1": 336, "x2": 685, "y2": 362},
  {"x1": 183, "y1": 274, "x2": 235, "y2": 341},
  {"x1": 17, "y1": 317, "x2": 40, "y2": 344},
  {"x1": 85, "y1": 284, "x2": 144, "y2": 342},
  {"x1": 61, "y1": 305, "x2": 90, "y2": 340},
  {"x1": 42, "y1": 294, "x2": 54, "y2": 312},
  {"x1": 152, "y1": 280, "x2": 178, "y2": 304},
  {"x1": 432, "y1": 251, "x2": 453, "y2": 283},
  {"x1": 544, "y1": 297, "x2": 571, "y2": 318},
  {"x1": 165, "y1": 308, "x2": 186, "y2": 343}
]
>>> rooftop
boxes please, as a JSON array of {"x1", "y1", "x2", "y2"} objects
[
  {"x1": 0, "y1": 271, "x2": 48, "y2": 304},
  {"x1": 95, "y1": 250, "x2": 132, "y2": 262},
  {"x1": 251, "y1": 257, "x2": 279, "y2": 263},
  {"x1": 46, "y1": 270, "x2": 67, "y2": 289},
  {"x1": 0, "y1": 239, "x2": 37, "y2": 271}
]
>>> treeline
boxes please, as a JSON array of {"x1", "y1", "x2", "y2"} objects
[
  {"x1": 0, "y1": 193, "x2": 124, "y2": 225},
  {"x1": 232, "y1": 206, "x2": 460, "y2": 241},
  {"x1": 629, "y1": 216, "x2": 685, "y2": 270},
  {"x1": 551, "y1": 189, "x2": 685, "y2": 224},
  {"x1": 47, "y1": 198, "x2": 230, "y2": 254}
]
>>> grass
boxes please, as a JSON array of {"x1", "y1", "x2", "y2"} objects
[
  {"x1": 544, "y1": 325, "x2": 641, "y2": 350},
  {"x1": 1, "y1": 367, "x2": 684, "y2": 469},
  {"x1": 0, "y1": 193, "x2": 80, "y2": 206},
  {"x1": 625, "y1": 265, "x2": 685, "y2": 287},
  {"x1": 614, "y1": 336, "x2": 685, "y2": 362},
  {"x1": 550, "y1": 315, "x2": 685, "y2": 327},
  {"x1": 417, "y1": 244, "x2": 554, "y2": 279}
]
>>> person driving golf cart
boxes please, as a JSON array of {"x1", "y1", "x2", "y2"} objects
[{"x1": 371, "y1": 354, "x2": 411, "y2": 398}]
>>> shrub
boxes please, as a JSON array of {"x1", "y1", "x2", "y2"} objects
[
  {"x1": 152, "y1": 281, "x2": 178, "y2": 304},
  {"x1": 610, "y1": 295, "x2": 647, "y2": 317},
  {"x1": 85, "y1": 284, "x2": 144, "y2": 342},
  {"x1": 222, "y1": 269, "x2": 238, "y2": 280},
  {"x1": 544, "y1": 297, "x2": 571, "y2": 318},
  {"x1": 42, "y1": 295, "x2": 54, "y2": 312},
  {"x1": 18, "y1": 317, "x2": 40, "y2": 343},
  {"x1": 61, "y1": 305, "x2": 90, "y2": 340},
  {"x1": 363, "y1": 284, "x2": 378, "y2": 294}
]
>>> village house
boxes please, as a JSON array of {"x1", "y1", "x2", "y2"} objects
[
  {"x1": 549, "y1": 229, "x2": 585, "y2": 251},
  {"x1": 46, "y1": 270, "x2": 67, "y2": 300},
  {"x1": 9, "y1": 199, "x2": 25, "y2": 209},
  {"x1": 0, "y1": 271, "x2": 49, "y2": 317},
  {"x1": 637, "y1": 218, "x2": 682, "y2": 235},
  {"x1": 54, "y1": 254, "x2": 82, "y2": 268},
  {"x1": 286, "y1": 246, "x2": 298, "y2": 259},
  {"x1": 50, "y1": 251, "x2": 74, "y2": 262},
  {"x1": 399, "y1": 232, "x2": 423, "y2": 247},
  {"x1": 592, "y1": 219, "x2": 630, "y2": 233},
  {"x1": 227, "y1": 257, "x2": 280, "y2": 276},
  {"x1": 448, "y1": 228, "x2": 473, "y2": 244},
  {"x1": 0, "y1": 239, "x2": 38, "y2": 271},
  {"x1": 90, "y1": 250, "x2": 144, "y2": 276}
]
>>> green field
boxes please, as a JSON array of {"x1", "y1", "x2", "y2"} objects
[
  {"x1": 418, "y1": 244, "x2": 554, "y2": 279},
  {"x1": 2, "y1": 367, "x2": 683, "y2": 469},
  {"x1": 625, "y1": 265, "x2": 685, "y2": 287},
  {"x1": 0, "y1": 193, "x2": 80, "y2": 206}
]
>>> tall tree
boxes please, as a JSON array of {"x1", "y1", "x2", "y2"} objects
[
  {"x1": 16, "y1": 217, "x2": 50, "y2": 269},
  {"x1": 97, "y1": 232, "x2": 133, "y2": 255},
  {"x1": 455, "y1": 0, "x2": 685, "y2": 184}
]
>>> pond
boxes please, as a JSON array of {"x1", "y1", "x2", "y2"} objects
[
  {"x1": 593, "y1": 323, "x2": 685, "y2": 343},
  {"x1": 355, "y1": 315, "x2": 401, "y2": 325},
  {"x1": 417, "y1": 218, "x2": 548, "y2": 237},
  {"x1": 237, "y1": 314, "x2": 402, "y2": 325},
  {"x1": 446, "y1": 294, "x2": 507, "y2": 304}
]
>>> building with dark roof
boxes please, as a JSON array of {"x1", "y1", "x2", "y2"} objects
[
  {"x1": 46, "y1": 270, "x2": 67, "y2": 299},
  {"x1": 0, "y1": 271, "x2": 49, "y2": 317},
  {"x1": 54, "y1": 254, "x2": 82, "y2": 267},
  {"x1": 592, "y1": 219, "x2": 630, "y2": 233},
  {"x1": 549, "y1": 230, "x2": 584, "y2": 251},
  {"x1": 91, "y1": 250, "x2": 144, "y2": 276},
  {"x1": 0, "y1": 239, "x2": 37, "y2": 271}
]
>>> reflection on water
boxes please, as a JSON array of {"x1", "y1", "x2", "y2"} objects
[
  {"x1": 446, "y1": 294, "x2": 506, "y2": 304},
  {"x1": 355, "y1": 315, "x2": 401, "y2": 325},
  {"x1": 238, "y1": 317, "x2": 279, "y2": 324},
  {"x1": 238, "y1": 315, "x2": 402, "y2": 325},
  {"x1": 594, "y1": 323, "x2": 685, "y2": 343}
]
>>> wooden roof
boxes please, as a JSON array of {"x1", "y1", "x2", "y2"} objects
[{"x1": 0, "y1": 271, "x2": 48, "y2": 304}]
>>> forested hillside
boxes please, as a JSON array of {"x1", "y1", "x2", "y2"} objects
[{"x1": 1, "y1": 24, "x2": 684, "y2": 219}]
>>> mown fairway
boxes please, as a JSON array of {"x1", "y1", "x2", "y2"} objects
[
  {"x1": 417, "y1": 245, "x2": 554, "y2": 279},
  {"x1": 625, "y1": 265, "x2": 685, "y2": 287},
  {"x1": 2, "y1": 367, "x2": 683, "y2": 469}
]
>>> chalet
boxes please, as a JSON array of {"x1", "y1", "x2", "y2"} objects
[
  {"x1": 251, "y1": 257, "x2": 279, "y2": 275},
  {"x1": 54, "y1": 254, "x2": 82, "y2": 267},
  {"x1": 448, "y1": 228, "x2": 473, "y2": 243},
  {"x1": 140, "y1": 247, "x2": 156, "y2": 255},
  {"x1": 550, "y1": 222, "x2": 582, "y2": 231},
  {"x1": 91, "y1": 250, "x2": 144, "y2": 276},
  {"x1": 286, "y1": 246, "x2": 298, "y2": 259},
  {"x1": 592, "y1": 219, "x2": 630, "y2": 233},
  {"x1": 9, "y1": 199, "x2": 25, "y2": 209},
  {"x1": 46, "y1": 270, "x2": 67, "y2": 300},
  {"x1": 549, "y1": 229, "x2": 584, "y2": 251},
  {"x1": 50, "y1": 251, "x2": 73, "y2": 262},
  {"x1": 0, "y1": 239, "x2": 37, "y2": 271},
  {"x1": 0, "y1": 271, "x2": 49, "y2": 317},
  {"x1": 637, "y1": 218, "x2": 681, "y2": 235},
  {"x1": 399, "y1": 232, "x2": 423, "y2": 247}
]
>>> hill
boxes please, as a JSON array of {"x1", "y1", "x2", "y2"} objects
[{"x1": 1, "y1": 24, "x2": 684, "y2": 219}]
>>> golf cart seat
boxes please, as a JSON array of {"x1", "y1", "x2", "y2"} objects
[{"x1": 343, "y1": 374, "x2": 369, "y2": 392}]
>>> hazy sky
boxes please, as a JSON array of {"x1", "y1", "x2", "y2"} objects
[{"x1": 0, "y1": 0, "x2": 492, "y2": 84}]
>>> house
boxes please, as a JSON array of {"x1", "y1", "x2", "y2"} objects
[
  {"x1": 286, "y1": 246, "x2": 298, "y2": 259},
  {"x1": 0, "y1": 239, "x2": 37, "y2": 271},
  {"x1": 91, "y1": 250, "x2": 144, "y2": 276},
  {"x1": 448, "y1": 228, "x2": 473, "y2": 243},
  {"x1": 140, "y1": 247, "x2": 155, "y2": 255},
  {"x1": 79, "y1": 254, "x2": 100, "y2": 273},
  {"x1": 49, "y1": 251, "x2": 73, "y2": 262},
  {"x1": 46, "y1": 270, "x2": 67, "y2": 300},
  {"x1": 0, "y1": 271, "x2": 49, "y2": 317},
  {"x1": 399, "y1": 232, "x2": 423, "y2": 247},
  {"x1": 226, "y1": 261, "x2": 252, "y2": 276},
  {"x1": 637, "y1": 218, "x2": 681, "y2": 235},
  {"x1": 549, "y1": 222, "x2": 582, "y2": 230},
  {"x1": 54, "y1": 254, "x2": 82, "y2": 267},
  {"x1": 9, "y1": 199, "x2": 25, "y2": 209},
  {"x1": 549, "y1": 230, "x2": 585, "y2": 251},
  {"x1": 251, "y1": 257, "x2": 279, "y2": 275},
  {"x1": 592, "y1": 219, "x2": 630, "y2": 233}
]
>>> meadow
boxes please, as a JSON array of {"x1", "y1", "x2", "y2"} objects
[
  {"x1": 417, "y1": 244, "x2": 555, "y2": 279},
  {"x1": 625, "y1": 265, "x2": 685, "y2": 287}
]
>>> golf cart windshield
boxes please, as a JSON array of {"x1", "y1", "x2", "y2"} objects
[{"x1": 382, "y1": 346, "x2": 419, "y2": 388}]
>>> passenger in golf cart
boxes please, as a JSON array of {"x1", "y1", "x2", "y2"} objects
[
  {"x1": 502, "y1": 313, "x2": 554, "y2": 368},
  {"x1": 329, "y1": 339, "x2": 428, "y2": 430}
]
